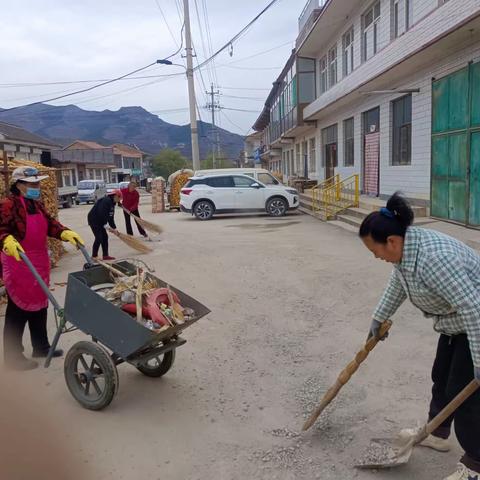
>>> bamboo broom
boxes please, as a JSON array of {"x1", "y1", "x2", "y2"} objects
[
  {"x1": 108, "y1": 228, "x2": 153, "y2": 254},
  {"x1": 122, "y1": 206, "x2": 163, "y2": 235}
]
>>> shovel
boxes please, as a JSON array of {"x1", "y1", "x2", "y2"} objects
[
  {"x1": 355, "y1": 379, "x2": 479, "y2": 469},
  {"x1": 302, "y1": 320, "x2": 392, "y2": 431}
]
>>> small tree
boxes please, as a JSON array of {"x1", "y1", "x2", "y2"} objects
[
  {"x1": 201, "y1": 153, "x2": 230, "y2": 169},
  {"x1": 152, "y1": 149, "x2": 190, "y2": 179}
]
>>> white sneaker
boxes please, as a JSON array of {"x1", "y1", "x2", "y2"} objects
[
  {"x1": 444, "y1": 463, "x2": 479, "y2": 480},
  {"x1": 399, "y1": 428, "x2": 451, "y2": 452}
]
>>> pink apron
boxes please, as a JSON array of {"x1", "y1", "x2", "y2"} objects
[{"x1": 1, "y1": 197, "x2": 50, "y2": 311}]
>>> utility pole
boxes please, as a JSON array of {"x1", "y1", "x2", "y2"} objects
[
  {"x1": 183, "y1": 0, "x2": 200, "y2": 170},
  {"x1": 206, "y1": 83, "x2": 220, "y2": 168}
]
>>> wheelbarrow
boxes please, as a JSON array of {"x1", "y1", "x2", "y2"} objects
[{"x1": 20, "y1": 245, "x2": 210, "y2": 411}]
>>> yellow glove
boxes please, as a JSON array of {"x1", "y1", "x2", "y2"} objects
[
  {"x1": 60, "y1": 230, "x2": 85, "y2": 247},
  {"x1": 2, "y1": 235, "x2": 24, "y2": 262}
]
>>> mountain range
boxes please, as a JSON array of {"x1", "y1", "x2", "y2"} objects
[{"x1": 0, "y1": 103, "x2": 245, "y2": 161}]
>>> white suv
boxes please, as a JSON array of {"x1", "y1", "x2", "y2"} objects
[{"x1": 180, "y1": 174, "x2": 299, "y2": 220}]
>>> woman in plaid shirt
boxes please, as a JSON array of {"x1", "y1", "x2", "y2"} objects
[{"x1": 360, "y1": 192, "x2": 480, "y2": 480}]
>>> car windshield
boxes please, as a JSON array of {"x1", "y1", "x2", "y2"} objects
[
  {"x1": 78, "y1": 181, "x2": 96, "y2": 190},
  {"x1": 258, "y1": 173, "x2": 279, "y2": 185},
  {"x1": 107, "y1": 183, "x2": 119, "y2": 189}
]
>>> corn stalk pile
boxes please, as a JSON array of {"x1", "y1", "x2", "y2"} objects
[
  {"x1": 168, "y1": 169, "x2": 193, "y2": 208},
  {"x1": 0, "y1": 158, "x2": 65, "y2": 267}
]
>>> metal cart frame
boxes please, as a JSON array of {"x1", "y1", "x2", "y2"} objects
[{"x1": 20, "y1": 246, "x2": 210, "y2": 410}]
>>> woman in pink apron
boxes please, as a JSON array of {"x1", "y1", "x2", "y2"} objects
[{"x1": 0, "y1": 166, "x2": 84, "y2": 371}]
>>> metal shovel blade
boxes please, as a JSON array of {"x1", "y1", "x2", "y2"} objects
[{"x1": 354, "y1": 436, "x2": 414, "y2": 470}]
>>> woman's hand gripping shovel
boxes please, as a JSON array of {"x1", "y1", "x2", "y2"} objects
[
  {"x1": 302, "y1": 320, "x2": 392, "y2": 431},
  {"x1": 19, "y1": 240, "x2": 95, "y2": 368}
]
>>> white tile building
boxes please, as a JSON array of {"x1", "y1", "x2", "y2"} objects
[{"x1": 295, "y1": 0, "x2": 480, "y2": 208}]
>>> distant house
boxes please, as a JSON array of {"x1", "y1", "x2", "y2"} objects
[
  {"x1": 110, "y1": 143, "x2": 145, "y2": 182},
  {"x1": 51, "y1": 140, "x2": 116, "y2": 187},
  {"x1": 0, "y1": 121, "x2": 60, "y2": 164}
]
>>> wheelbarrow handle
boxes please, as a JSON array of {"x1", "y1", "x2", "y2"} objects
[
  {"x1": 19, "y1": 252, "x2": 62, "y2": 312},
  {"x1": 76, "y1": 241, "x2": 95, "y2": 266}
]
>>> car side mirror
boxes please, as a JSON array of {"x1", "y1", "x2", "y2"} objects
[
  {"x1": 96, "y1": 185, "x2": 100, "y2": 190},
  {"x1": 251, "y1": 183, "x2": 261, "y2": 189}
]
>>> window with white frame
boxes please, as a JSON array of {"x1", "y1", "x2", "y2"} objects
[
  {"x1": 309, "y1": 138, "x2": 316, "y2": 172},
  {"x1": 319, "y1": 56, "x2": 328, "y2": 94},
  {"x1": 392, "y1": 94, "x2": 412, "y2": 165},
  {"x1": 362, "y1": 1, "x2": 381, "y2": 62},
  {"x1": 328, "y1": 45, "x2": 337, "y2": 88},
  {"x1": 343, "y1": 28, "x2": 354, "y2": 77},
  {"x1": 343, "y1": 118, "x2": 355, "y2": 167},
  {"x1": 393, "y1": 0, "x2": 412, "y2": 38},
  {"x1": 295, "y1": 144, "x2": 301, "y2": 174}
]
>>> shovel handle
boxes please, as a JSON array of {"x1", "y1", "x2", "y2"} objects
[{"x1": 302, "y1": 320, "x2": 392, "y2": 431}]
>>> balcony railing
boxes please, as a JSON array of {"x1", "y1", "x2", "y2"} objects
[{"x1": 297, "y1": 0, "x2": 326, "y2": 47}]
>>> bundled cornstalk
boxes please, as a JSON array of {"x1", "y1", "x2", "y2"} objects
[
  {"x1": 168, "y1": 169, "x2": 193, "y2": 208},
  {"x1": 0, "y1": 158, "x2": 65, "y2": 267}
]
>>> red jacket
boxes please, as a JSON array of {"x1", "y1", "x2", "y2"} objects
[
  {"x1": 0, "y1": 194, "x2": 67, "y2": 248},
  {"x1": 121, "y1": 188, "x2": 140, "y2": 212}
]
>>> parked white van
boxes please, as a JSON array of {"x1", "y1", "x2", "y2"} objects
[
  {"x1": 194, "y1": 168, "x2": 281, "y2": 187},
  {"x1": 76, "y1": 180, "x2": 107, "y2": 204}
]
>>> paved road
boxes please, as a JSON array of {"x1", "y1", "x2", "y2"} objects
[{"x1": 1, "y1": 202, "x2": 461, "y2": 479}]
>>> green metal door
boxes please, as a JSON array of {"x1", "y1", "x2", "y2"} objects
[{"x1": 431, "y1": 63, "x2": 480, "y2": 227}]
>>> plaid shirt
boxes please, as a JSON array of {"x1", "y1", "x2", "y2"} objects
[
  {"x1": 0, "y1": 194, "x2": 66, "y2": 247},
  {"x1": 373, "y1": 227, "x2": 480, "y2": 368}
]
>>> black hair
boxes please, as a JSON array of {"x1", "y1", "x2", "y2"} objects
[
  {"x1": 10, "y1": 182, "x2": 20, "y2": 195},
  {"x1": 359, "y1": 192, "x2": 414, "y2": 243}
]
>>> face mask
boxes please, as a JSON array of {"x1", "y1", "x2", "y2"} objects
[{"x1": 25, "y1": 188, "x2": 41, "y2": 200}]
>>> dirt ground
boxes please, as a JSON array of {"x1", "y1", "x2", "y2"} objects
[{"x1": 0, "y1": 197, "x2": 471, "y2": 480}]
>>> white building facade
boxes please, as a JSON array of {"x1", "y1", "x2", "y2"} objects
[{"x1": 297, "y1": 0, "x2": 480, "y2": 221}]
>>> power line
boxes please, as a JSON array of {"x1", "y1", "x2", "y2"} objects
[
  {"x1": 194, "y1": 0, "x2": 283, "y2": 71},
  {"x1": 221, "y1": 106, "x2": 261, "y2": 113},
  {"x1": 219, "y1": 85, "x2": 271, "y2": 91},
  {"x1": 0, "y1": 61, "x2": 162, "y2": 114},
  {"x1": 221, "y1": 94, "x2": 265, "y2": 101},
  {"x1": 225, "y1": 40, "x2": 293, "y2": 65}
]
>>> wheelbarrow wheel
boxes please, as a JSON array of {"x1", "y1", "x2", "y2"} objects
[
  {"x1": 137, "y1": 349, "x2": 175, "y2": 378},
  {"x1": 64, "y1": 341, "x2": 119, "y2": 411}
]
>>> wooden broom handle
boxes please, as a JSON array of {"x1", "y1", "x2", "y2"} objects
[{"x1": 302, "y1": 320, "x2": 392, "y2": 431}]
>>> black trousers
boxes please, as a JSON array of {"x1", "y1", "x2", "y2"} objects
[
  {"x1": 429, "y1": 334, "x2": 480, "y2": 471},
  {"x1": 3, "y1": 295, "x2": 49, "y2": 361},
  {"x1": 89, "y1": 223, "x2": 109, "y2": 257},
  {"x1": 123, "y1": 209, "x2": 147, "y2": 237}
]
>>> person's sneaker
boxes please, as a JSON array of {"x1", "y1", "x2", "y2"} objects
[
  {"x1": 444, "y1": 463, "x2": 479, "y2": 480},
  {"x1": 4, "y1": 355, "x2": 39, "y2": 371},
  {"x1": 102, "y1": 256, "x2": 116, "y2": 261},
  {"x1": 399, "y1": 428, "x2": 451, "y2": 452},
  {"x1": 32, "y1": 348, "x2": 64, "y2": 358}
]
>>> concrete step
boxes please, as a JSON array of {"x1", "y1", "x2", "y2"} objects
[
  {"x1": 344, "y1": 207, "x2": 370, "y2": 220},
  {"x1": 328, "y1": 220, "x2": 358, "y2": 234},
  {"x1": 336, "y1": 214, "x2": 362, "y2": 229},
  {"x1": 298, "y1": 206, "x2": 326, "y2": 221},
  {"x1": 359, "y1": 197, "x2": 427, "y2": 217}
]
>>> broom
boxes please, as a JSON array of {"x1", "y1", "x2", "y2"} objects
[
  {"x1": 122, "y1": 206, "x2": 163, "y2": 235},
  {"x1": 108, "y1": 228, "x2": 154, "y2": 254}
]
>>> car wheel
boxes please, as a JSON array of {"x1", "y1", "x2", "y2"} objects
[
  {"x1": 194, "y1": 200, "x2": 214, "y2": 220},
  {"x1": 267, "y1": 197, "x2": 288, "y2": 217}
]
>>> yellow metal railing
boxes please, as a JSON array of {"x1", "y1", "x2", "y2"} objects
[
  {"x1": 321, "y1": 174, "x2": 359, "y2": 220},
  {"x1": 311, "y1": 174, "x2": 340, "y2": 213}
]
